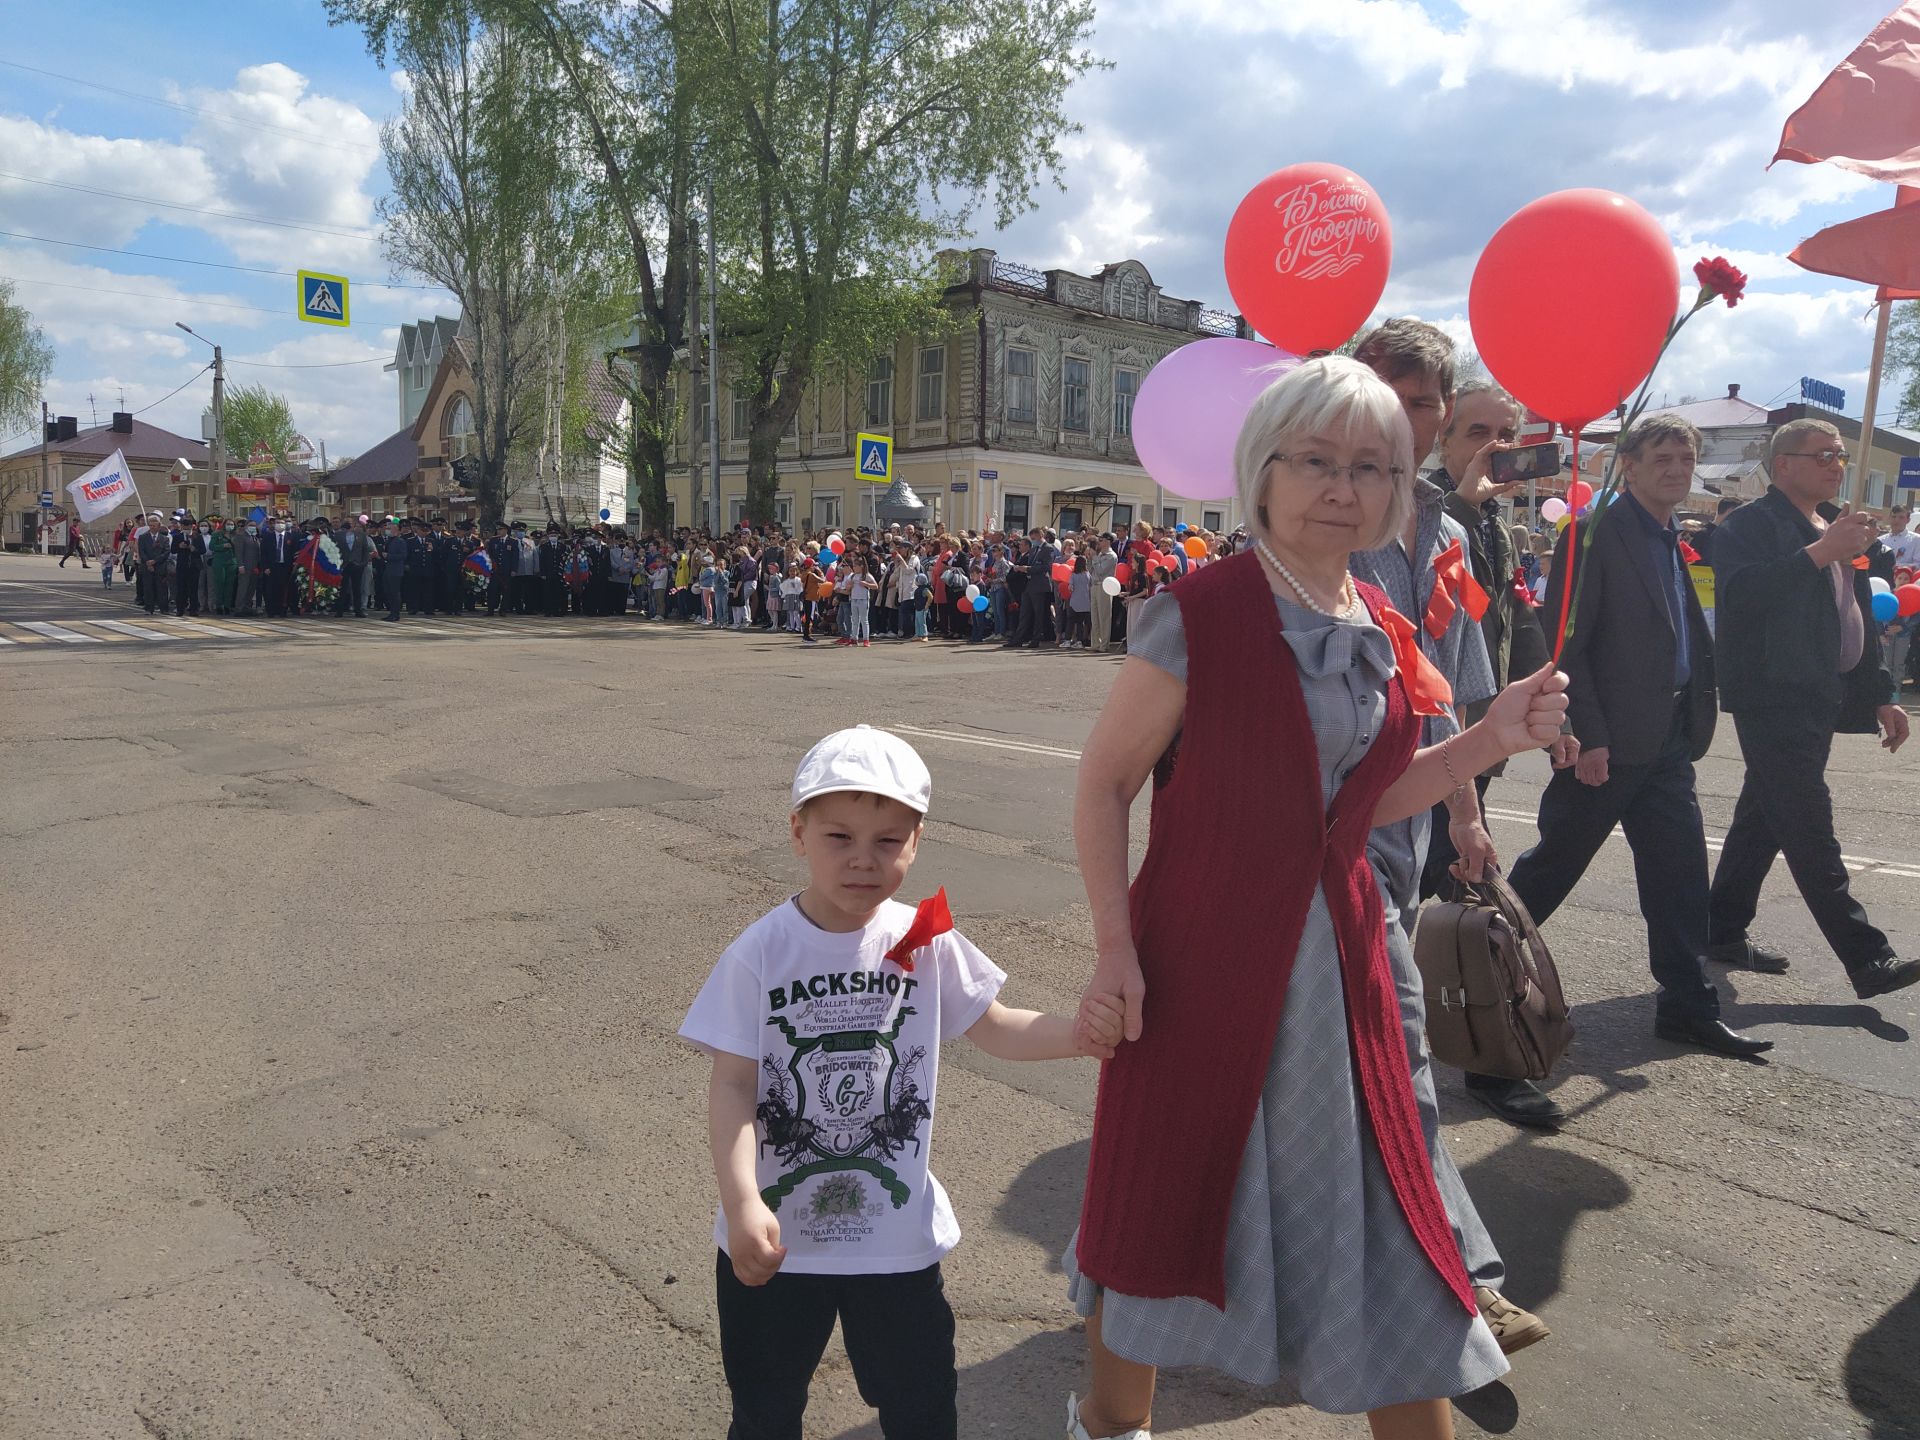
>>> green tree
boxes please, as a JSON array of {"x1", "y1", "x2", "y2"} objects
[
  {"x1": 332, "y1": 0, "x2": 696, "y2": 528},
  {"x1": 372, "y1": 5, "x2": 600, "y2": 527},
  {"x1": 1888, "y1": 299, "x2": 1920, "y2": 429},
  {"x1": 223, "y1": 383, "x2": 299, "y2": 469},
  {"x1": 0, "y1": 279, "x2": 54, "y2": 435},
  {"x1": 691, "y1": 0, "x2": 1101, "y2": 521}
]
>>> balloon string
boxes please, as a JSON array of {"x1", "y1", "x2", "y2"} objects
[{"x1": 1552, "y1": 428, "x2": 1578, "y2": 666}]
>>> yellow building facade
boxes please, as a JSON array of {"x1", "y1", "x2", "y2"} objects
[{"x1": 657, "y1": 251, "x2": 1253, "y2": 539}]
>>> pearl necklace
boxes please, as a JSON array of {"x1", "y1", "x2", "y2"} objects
[{"x1": 1255, "y1": 538, "x2": 1357, "y2": 617}]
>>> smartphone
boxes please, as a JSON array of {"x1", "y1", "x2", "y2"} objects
[{"x1": 1489, "y1": 441, "x2": 1560, "y2": 487}]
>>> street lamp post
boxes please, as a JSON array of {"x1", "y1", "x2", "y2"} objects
[{"x1": 176, "y1": 323, "x2": 227, "y2": 519}]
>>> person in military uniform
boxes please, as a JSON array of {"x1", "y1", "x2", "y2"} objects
[
  {"x1": 539, "y1": 523, "x2": 568, "y2": 616},
  {"x1": 169, "y1": 511, "x2": 207, "y2": 617},
  {"x1": 484, "y1": 521, "x2": 514, "y2": 615},
  {"x1": 442, "y1": 521, "x2": 472, "y2": 614}
]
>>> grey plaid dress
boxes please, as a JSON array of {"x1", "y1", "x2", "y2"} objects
[{"x1": 1063, "y1": 592, "x2": 1509, "y2": 1413}]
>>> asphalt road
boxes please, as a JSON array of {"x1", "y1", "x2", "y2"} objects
[{"x1": 4, "y1": 550, "x2": 1917, "y2": 1440}]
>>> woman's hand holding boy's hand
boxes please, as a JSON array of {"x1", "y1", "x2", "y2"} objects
[
  {"x1": 727, "y1": 1201, "x2": 787, "y2": 1286},
  {"x1": 1076, "y1": 946, "x2": 1145, "y2": 1058},
  {"x1": 1076, "y1": 992, "x2": 1126, "y2": 1059}
]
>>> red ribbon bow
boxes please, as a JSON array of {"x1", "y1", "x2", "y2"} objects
[
  {"x1": 1424, "y1": 539, "x2": 1490, "y2": 640},
  {"x1": 1377, "y1": 605, "x2": 1455, "y2": 718},
  {"x1": 1510, "y1": 566, "x2": 1538, "y2": 608},
  {"x1": 883, "y1": 888, "x2": 954, "y2": 972},
  {"x1": 1678, "y1": 540, "x2": 1700, "y2": 565}
]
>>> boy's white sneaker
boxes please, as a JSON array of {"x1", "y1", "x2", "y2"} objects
[{"x1": 1066, "y1": 1392, "x2": 1150, "y2": 1440}]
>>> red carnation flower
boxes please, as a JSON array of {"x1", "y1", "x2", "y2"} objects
[{"x1": 1692, "y1": 256, "x2": 1748, "y2": 309}]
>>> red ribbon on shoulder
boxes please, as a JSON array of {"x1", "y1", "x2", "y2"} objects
[
  {"x1": 1378, "y1": 605, "x2": 1455, "y2": 718},
  {"x1": 1423, "y1": 539, "x2": 1490, "y2": 640},
  {"x1": 1678, "y1": 540, "x2": 1701, "y2": 565},
  {"x1": 883, "y1": 888, "x2": 954, "y2": 972}
]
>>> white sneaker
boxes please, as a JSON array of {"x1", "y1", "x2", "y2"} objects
[{"x1": 1066, "y1": 1392, "x2": 1149, "y2": 1440}]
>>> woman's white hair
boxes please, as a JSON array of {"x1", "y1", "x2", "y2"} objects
[{"x1": 1233, "y1": 355, "x2": 1416, "y2": 554}]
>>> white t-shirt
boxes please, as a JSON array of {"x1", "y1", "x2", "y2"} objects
[
  {"x1": 1882, "y1": 528, "x2": 1920, "y2": 569},
  {"x1": 678, "y1": 897, "x2": 1004, "y2": 1274}
]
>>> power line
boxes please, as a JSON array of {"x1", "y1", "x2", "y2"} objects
[
  {"x1": 0, "y1": 228, "x2": 448, "y2": 292},
  {"x1": 228, "y1": 354, "x2": 392, "y2": 369},
  {"x1": 0, "y1": 57, "x2": 382, "y2": 156},
  {"x1": 1, "y1": 272, "x2": 373, "y2": 324},
  {"x1": 0, "y1": 170, "x2": 378, "y2": 242},
  {"x1": 128, "y1": 363, "x2": 215, "y2": 417}
]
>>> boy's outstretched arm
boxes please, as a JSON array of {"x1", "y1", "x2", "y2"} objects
[
  {"x1": 966, "y1": 998, "x2": 1123, "y2": 1062},
  {"x1": 708, "y1": 1053, "x2": 786, "y2": 1285}
]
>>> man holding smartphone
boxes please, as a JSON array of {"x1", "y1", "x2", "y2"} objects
[{"x1": 1421, "y1": 383, "x2": 1559, "y2": 910}]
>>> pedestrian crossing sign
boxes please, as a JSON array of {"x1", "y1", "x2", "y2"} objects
[
  {"x1": 297, "y1": 270, "x2": 350, "y2": 327},
  {"x1": 856, "y1": 432, "x2": 892, "y2": 484}
]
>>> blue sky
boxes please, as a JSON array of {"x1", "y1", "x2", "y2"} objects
[{"x1": 0, "y1": 0, "x2": 1906, "y2": 462}]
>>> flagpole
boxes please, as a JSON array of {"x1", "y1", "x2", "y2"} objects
[{"x1": 1852, "y1": 297, "x2": 1892, "y2": 506}]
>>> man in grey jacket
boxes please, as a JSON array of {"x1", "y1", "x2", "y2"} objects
[{"x1": 334, "y1": 516, "x2": 374, "y2": 617}]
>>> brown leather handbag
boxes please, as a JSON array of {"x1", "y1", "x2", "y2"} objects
[{"x1": 1414, "y1": 867, "x2": 1574, "y2": 1080}]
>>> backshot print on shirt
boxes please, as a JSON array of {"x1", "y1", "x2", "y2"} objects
[{"x1": 679, "y1": 897, "x2": 1004, "y2": 1273}]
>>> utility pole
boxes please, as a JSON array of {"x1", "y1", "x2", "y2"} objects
[
  {"x1": 706, "y1": 173, "x2": 721, "y2": 535},
  {"x1": 211, "y1": 344, "x2": 227, "y2": 521},
  {"x1": 39, "y1": 399, "x2": 50, "y2": 553},
  {"x1": 687, "y1": 211, "x2": 704, "y2": 535}
]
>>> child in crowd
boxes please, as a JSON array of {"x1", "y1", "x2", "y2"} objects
[
  {"x1": 698, "y1": 555, "x2": 720, "y2": 625},
  {"x1": 765, "y1": 563, "x2": 784, "y2": 630},
  {"x1": 836, "y1": 557, "x2": 877, "y2": 647},
  {"x1": 679, "y1": 726, "x2": 1119, "y2": 1439},
  {"x1": 1066, "y1": 554, "x2": 1091, "y2": 648}
]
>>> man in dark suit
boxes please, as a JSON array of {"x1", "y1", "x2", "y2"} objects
[
  {"x1": 257, "y1": 516, "x2": 296, "y2": 617},
  {"x1": 381, "y1": 521, "x2": 410, "y2": 621},
  {"x1": 1708, "y1": 418, "x2": 1918, "y2": 1001},
  {"x1": 136, "y1": 515, "x2": 172, "y2": 615},
  {"x1": 1501, "y1": 414, "x2": 1771, "y2": 1080}
]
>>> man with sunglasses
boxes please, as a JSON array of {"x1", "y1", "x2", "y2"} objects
[{"x1": 1709, "y1": 419, "x2": 1918, "y2": 1001}]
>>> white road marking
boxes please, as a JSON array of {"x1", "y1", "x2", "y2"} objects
[
  {"x1": 18, "y1": 621, "x2": 101, "y2": 644},
  {"x1": 891, "y1": 723, "x2": 1081, "y2": 761},
  {"x1": 93, "y1": 619, "x2": 177, "y2": 640},
  {"x1": 1483, "y1": 807, "x2": 1920, "y2": 881}
]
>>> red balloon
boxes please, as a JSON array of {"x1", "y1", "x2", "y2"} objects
[
  {"x1": 1225, "y1": 163, "x2": 1393, "y2": 354},
  {"x1": 1897, "y1": 584, "x2": 1920, "y2": 617},
  {"x1": 1567, "y1": 480, "x2": 1594, "y2": 508},
  {"x1": 1114, "y1": 562, "x2": 1133, "y2": 585},
  {"x1": 1469, "y1": 189, "x2": 1678, "y2": 429}
]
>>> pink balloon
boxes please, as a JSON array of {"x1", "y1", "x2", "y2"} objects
[{"x1": 1133, "y1": 338, "x2": 1298, "y2": 502}]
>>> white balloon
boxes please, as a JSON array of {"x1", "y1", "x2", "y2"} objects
[
  {"x1": 1101, "y1": 575, "x2": 1123, "y2": 597},
  {"x1": 1871, "y1": 576, "x2": 1893, "y2": 596},
  {"x1": 1540, "y1": 498, "x2": 1568, "y2": 523},
  {"x1": 964, "y1": 584, "x2": 980, "y2": 600}
]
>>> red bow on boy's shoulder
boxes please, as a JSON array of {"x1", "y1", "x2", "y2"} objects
[{"x1": 884, "y1": 888, "x2": 954, "y2": 972}]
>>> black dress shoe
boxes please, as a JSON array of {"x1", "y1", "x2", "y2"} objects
[
  {"x1": 1654, "y1": 1015, "x2": 1774, "y2": 1059},
  {"x1": 1707, "y1": 939, "x2": 1790, "y2": 974},
  {"x1": 1463, "y1": 1075, "x2": 1566, "y2": 1129},
  {"x1": 1852, "y1": 957, "x2": 1920, "y2": 1000}
]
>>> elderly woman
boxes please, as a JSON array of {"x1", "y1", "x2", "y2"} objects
[{"x1": 1063, "y1": 358, "x2": 1567, "y2": 1440}]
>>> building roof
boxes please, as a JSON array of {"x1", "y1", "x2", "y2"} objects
[
  {"x1": 1588, "y1": 391, "x2": 1771, "y2": 436},
  {"x1": 329, "y1": 425, "x2": 418, "y2": 491},
  {"x1": 1, "y1": 417, "x2": 209, "y2": 467},
  {"x1": 388, "y1": 315, "x2": 462, "y2": 372}
]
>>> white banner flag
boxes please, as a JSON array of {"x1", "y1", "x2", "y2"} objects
[{"x1": 65, "y1": 449, "x2": 139, "y2": 523}]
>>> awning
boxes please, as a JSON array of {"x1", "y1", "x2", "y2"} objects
[{"x1": 1051, "y1": 484, "x2": 1121, "y2": 500}]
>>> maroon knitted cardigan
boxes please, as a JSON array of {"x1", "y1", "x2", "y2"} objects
[{"x1": 1075, "y1": 549, "x2": 1475, "y2": 1315}]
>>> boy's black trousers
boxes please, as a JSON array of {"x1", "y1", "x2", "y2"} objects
[{"x1": 714, "y1": 1250, "x2": 957, "y2": 1440}]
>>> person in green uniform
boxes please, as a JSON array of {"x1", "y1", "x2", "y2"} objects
[{"x1": 209, "y1": 519, "x2": 239, "y2": 615}]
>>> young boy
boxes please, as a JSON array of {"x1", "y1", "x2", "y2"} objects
[{"x1": 680, "y1": 725, "x2": 1118, "y2": 1439}]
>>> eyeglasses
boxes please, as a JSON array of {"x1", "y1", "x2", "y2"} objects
[
  {"x1": 1784, "y1": 448, "x2": 1850, "y2": 466},
  {"x1": 1270, "y1": 451, "x2": 1405, "y2": 491}
]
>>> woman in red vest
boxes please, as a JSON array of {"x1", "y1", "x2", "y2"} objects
[{"x1": 1061, "y1": 357, "x2": 1568, "y2": 1440}]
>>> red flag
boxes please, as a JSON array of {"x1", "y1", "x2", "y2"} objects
[
  {"x1": 1789, "y1": 197, "x2": 1920, "y2": 292},
  {"x1": 1884, "y1": 186, "x2": 1920, "y2": 301},
  {"x1": 1377, "y1": 605, "x2": 1454, "y2": 719},
  {"x1": 1771, "y1": 4, "x2": 1920, "y2": 185},
  {"x1": 883, "y1": 888, "x2": 953, "y2": 972},
  {"x1": 1423, "y1": 539, "x2": 1490, "y2": 640}
]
